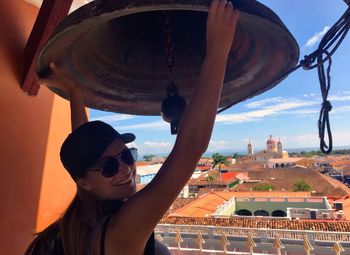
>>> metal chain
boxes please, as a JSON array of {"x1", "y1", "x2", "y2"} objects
[{"x1": 163, "y1": 11, "x2": 175, "y2": 78}]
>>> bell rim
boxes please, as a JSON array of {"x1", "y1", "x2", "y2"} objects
[{"x1": 37, "y1": 0, "x2": 300, "y2": 116}]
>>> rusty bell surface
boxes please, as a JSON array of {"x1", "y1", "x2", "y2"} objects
[{"x1": 37, "y1": 0, "x2": 299, "y2": 115}]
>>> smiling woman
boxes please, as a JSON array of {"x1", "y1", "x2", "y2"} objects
[{"x1": 25, "y1": 0, "x2": 239, "y2": 254}]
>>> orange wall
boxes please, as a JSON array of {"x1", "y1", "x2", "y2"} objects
[{"x1": 0, "y1": 1, "x2": 77, "y2": 254}]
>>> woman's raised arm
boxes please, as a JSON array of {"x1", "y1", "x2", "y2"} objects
[{"x1": 107, "y1": 0, "x2": 239, "y2": 253}]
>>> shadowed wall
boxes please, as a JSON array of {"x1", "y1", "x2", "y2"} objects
[{"x1": 0, "y1": 1, "x2": 76, "y2": 254}]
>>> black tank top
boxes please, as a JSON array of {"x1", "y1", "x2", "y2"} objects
[{"x1": 99, "y1": 201, "x2": 155, "y2": 255}]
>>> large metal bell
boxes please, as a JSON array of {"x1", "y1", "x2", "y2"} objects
[{"x1": 37, "y1": 0, "x2": 299, "y2": 115}]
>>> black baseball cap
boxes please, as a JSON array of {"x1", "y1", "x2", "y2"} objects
[{"x1": 60, "y1": 121, "x2": 135, "y2": 179}]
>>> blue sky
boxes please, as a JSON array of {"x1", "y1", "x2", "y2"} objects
[{"x1": 91, "y1": 0, "x2": 350, "y2": 156}]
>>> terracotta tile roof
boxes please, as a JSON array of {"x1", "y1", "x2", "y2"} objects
[
  {"x1": 171, "y1": 192, "x2": 234, "y2": 217},
  {"x1": 171, "y1": 191, "x2": 311, "y2": 217},
  {"x1": 228, "y1": 162, "x2": 265, "y2": 171},
  {"x1": 196, "y1": 166, "x2": 211, "y2": 171},
  {"x1": 136, "y1": 162, "x2": 149, "y2": 167},
  {"x1": 160, "y1": 216, "x2": 350, "y2": 232},
  {"x1": 231, "y1": 168, "x2": 350, "y2": 197},
  {"x1": 227, "y1": 191, "x2": 311, "y2": 197},
  {"x1": 331, "y1": 160, "x2": 350, "y2": 167},
  {"x1": 199, "y1": 158, "x2": 213, "y2": 162},
  {"x1": 329, "y1": 160, "x2": 350, "y2": 174},
  {"x1": 236, "y1": 172, "x2": 249, "y2": 181},
  {"x1": 188, "y1": 171, "x2": 238, "y2": 186},
  {"x1": 268, "y1": 158, "x2": 304, "y2": 163},
  {"x1": 136, "y1": 163, "x2": 162, "y2": 176},
  {"x1": 221, "y1": 172, "x2": 238, "y2": 181},
  {"x1": 336, "y1": 165, "x2": 350, "y2": 175}
]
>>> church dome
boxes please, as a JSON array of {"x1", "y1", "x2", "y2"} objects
[{"x1": 266, "y1": 135, "x2": 276, "y2": 144}]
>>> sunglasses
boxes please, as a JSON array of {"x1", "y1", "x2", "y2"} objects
[{"x1": 87, "y1": 148, "x2": 138, "y2": 178}]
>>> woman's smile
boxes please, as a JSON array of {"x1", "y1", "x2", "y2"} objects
[{"x1": 112, "y1": 171, "x2": 135, "y2": 187}]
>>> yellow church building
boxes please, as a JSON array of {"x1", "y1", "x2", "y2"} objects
[{"x1": 248, "y1": 135, "x2": 289, "y2": 163}]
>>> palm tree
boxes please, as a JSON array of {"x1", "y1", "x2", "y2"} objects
[{"x1": 212, "y1": 153, "x2": 229, "y2": 184}]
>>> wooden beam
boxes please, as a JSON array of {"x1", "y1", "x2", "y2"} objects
[{"x1": 22, "y1": 0, "x2": 73, "y2": 96}]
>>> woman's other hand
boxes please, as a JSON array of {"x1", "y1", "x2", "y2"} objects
[
  {"x1": 38, "y1": 62, "x2": 79, "y2": 95},
  {"x1": 39, "y1": 62, "x2": 88, "y2": 130}
]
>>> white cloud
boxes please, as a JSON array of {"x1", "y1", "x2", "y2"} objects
[
  {"x1": 216, "y1": 92, "x2": 350, "y2": 125},
  {"x1": 226, "y1": 129, "x2": 350, "y2": 153},
  {"x1": 280, "y1": 108, "x2": 319, "y2": 115},
  {"x1": 217, "y1": 100, "x2": 315, "y2": 124},
  {"x1": 245, "y1": 131, "x2": 350, "y2": 151},
  {"x1": 281, "y1": 134, "x2": 319, "y2": 148},
  {"x1": 90, "y1": 114, "x2": 135, "y2": 122},
  {"x1": 280, "y1": 131, "x2": 350, "y2": 149},
  {"x1": 258, "y1": 130, "x2": 349, "y2": 149},
  {"x1": 136, "y1": 141, "x2": 173, "y2": 155},
  {"x1": 332, "y1": 105, "x2": 350, "y2": 114},
  {"x1": 90, "y1": 92, "x2": 350, "y2": 131},
  {"x1": 116, "y1": 120, "x2": 168, "y2": 131},
  {"x1": 305, "y1": 26, "x2": 330, "y2": 47},
  {"x1": 302, "y1": 93, "x2": 317, "y2": 99},
  {"x1": 245, "y1": 97, "x2": 285, "y2": 108},
  {"x1": 208, "y1": 140, "x2": 229, "y2": 152},
  {"x1": 328, "y1": 95, "x2": 350, "y2": 102}
]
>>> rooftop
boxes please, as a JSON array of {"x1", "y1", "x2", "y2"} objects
[
  {"x1": 160, "y1": 216, "x2": 350, "y2": 232},
  {"x1": 231, "y1": 168, "x2": 350, "y2": 196},
  {"x1": 330, "y1": 160, "x2": 350, "y2": 167},
  {"x1": 136, "y1": 163, "x2": 162, "y2": 176},
  {"x1": 171, "y1": 191, "x2": 311, "y2": 217},
  {"x1": 268, "y1": 158, "x2": 303, "y2": 163}
]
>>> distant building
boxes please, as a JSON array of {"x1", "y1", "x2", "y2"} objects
[
  {"x1": 136, "y1": 163, "x2": 162, "y2": 184},
  {"x1": 188, "y1": 171, "x2": 242, "y2": 192},
  {"x1": 248, "y1": 135, "x2": 289, "y2": 163},
  {"x1": 179, "y1": 185, "x2": 190, "y2": 198},
  {"x1": 171, "y1": 191, "x2": 343, "y2": 220},
  {"x1": 195, "y1": 159, "x2": 212, "y2": 172},
  {"x1": 267, "y1": 158, "x2": 304, "y2": 168},
  {"x1": 149, "y1": 156, "x2": 165, "y2": 164},
  {"x1": 266, "y1": 157, "x2": 315, "y2": 169}
]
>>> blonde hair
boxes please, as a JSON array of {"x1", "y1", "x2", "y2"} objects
[{"x1": 25, "y1": 186, "x2": 102, "y2": 255}]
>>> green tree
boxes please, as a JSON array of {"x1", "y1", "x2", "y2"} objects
[
  {"x1": 143, "y1": 154, "x2": 155, "y2": 161},
  {"x1": 293, "y1": 179, "x2": 311, "y2": 191},
  {"x1": 253, "y1": 183, "x2": 273, "y2": 191},
  {"x1": 212, "y1": 153, "x2": 228, "y2": 169},
  {"x1": 212, "y1": 153, "x2": 228, "y2": 183},
  {"x1": 207, "y1": 175, "x2": 216, "y2": 185}
]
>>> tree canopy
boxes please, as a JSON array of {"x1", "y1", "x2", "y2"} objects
[
  {"x1": 143, "y1": 154, "x2": 156, "y2": 161},
  {"x1": 293, "y1": 179, "x2": 311, "y2": 191},
  {"x1": 253, "y1": 183, "x2": 273, "y2": 191},
  {"x1": 289, "y1": 149, "x2": 350, "y2": 157},
  {"x1": 212, "y1": 153, "x2": 229, "y2": 169}
]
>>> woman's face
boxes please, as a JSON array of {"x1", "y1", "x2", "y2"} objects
[{"x1": 78, "y1": 138, "x2": 137, "y2": 200}]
